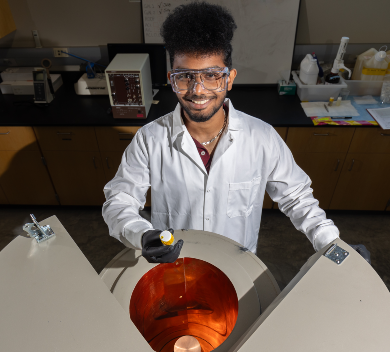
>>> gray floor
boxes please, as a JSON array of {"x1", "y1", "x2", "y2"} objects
[{"x1": 1, "y1": 205, "x2": 389, "y2": 291}]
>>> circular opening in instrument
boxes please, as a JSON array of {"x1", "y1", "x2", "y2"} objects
[{"x1": 130, "y1": 258, "x2": 238, "y2": 352}]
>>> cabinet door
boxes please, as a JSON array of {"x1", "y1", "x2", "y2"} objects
[
  {"x1": 95, "y1": 126, "x2": 139, "y2": 152},
  {"x1": 330, "y1": 154, "x2": 390, "y2": 210},
  {"x1": 274, "y1": 127, "x2": 288, "y2": 141},
  {"x1": 0, "y1": 150, "x2": 58, "y2": 205},
  {"x1": 349, "y1": 128, "x2": 390, "y2": 154},
  {"x1": 101, "y1": 152, "x2": 123, "y2": 182},
  {"x1": 44, "y1": 151, "x2": 106, "y2": 206},
  {"x1": 0, "y1": 185, "x2": 8, "y2": 204},
  {"x1": 34, "y1": 127, "x2": 99, "y2": 151},
  {"x1": 293, "y1": 152, "x2": 346, "y2": 209},
  {"x1": 286, "y1": 127, "x2": 355, "y2": 153},
  {"x1": 0, "y1": 127, "x2": 39, "y2": 151}
]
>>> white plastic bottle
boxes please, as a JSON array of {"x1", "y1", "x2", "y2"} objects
[
  {"x1": 361, "y1": 51, "x2": 388, "y2": 81},
  {"x1": 351, "y1": 48, "x2": 377, "y2": 80},
  {"x1": 299, "y1": 54, "x2": 319, "y2": 85}
]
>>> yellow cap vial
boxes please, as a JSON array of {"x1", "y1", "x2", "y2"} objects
[{"x1": 160, "y1": 230, "x2": 174, "y2": 246}]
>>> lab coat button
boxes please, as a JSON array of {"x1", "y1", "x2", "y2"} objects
[
  {"x1": 207, "y1": 189, "x2": 210, "y2": 193},
  {"x1": 206, "y1": 218, "x2": 209, "y2": 221}
]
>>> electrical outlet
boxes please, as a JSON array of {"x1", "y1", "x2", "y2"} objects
[{"x1": 53, "y1": 48, "x2": 69, "y2": 57}]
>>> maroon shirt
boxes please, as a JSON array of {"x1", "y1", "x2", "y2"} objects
[
  {"x1": 192, "y1": 137, "x2": 212, "y2": 173},
  {"x1": 191, "y1": 104, "x2": 228, "y2": 174}
]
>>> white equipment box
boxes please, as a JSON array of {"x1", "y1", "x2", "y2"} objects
[
  {"x1": 105, "y1": 54, "x2": 153, "y2": 119},
  {"x1": 74, "y1": 73, "x2": 108, "y2": 95},
  {"x1": 0, "y1": 74, "x2": 63, "y2": 95}
]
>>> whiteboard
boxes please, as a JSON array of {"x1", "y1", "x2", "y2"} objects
[{"x1": 142, "y1": 0, "x2": 300, "y2": 84}]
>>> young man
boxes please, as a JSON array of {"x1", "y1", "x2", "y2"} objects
[{"x1": 102, "y1": 2, "x2": 341, "y2": 263}]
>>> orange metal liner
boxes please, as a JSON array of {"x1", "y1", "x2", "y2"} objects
[{"x1": 130, "y1": 258, "x2": 238, "y2": 352}]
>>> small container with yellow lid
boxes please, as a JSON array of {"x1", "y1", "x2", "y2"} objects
[{"x1": 160, "y1": 230, "x2": 175, "y2": 246}]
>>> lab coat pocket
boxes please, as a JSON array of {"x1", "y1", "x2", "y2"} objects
[{"x1": 227, "y1": 176, "x2": 261, "y2": 218}]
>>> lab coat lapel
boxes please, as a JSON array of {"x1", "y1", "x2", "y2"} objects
[
  {"x1": 210, "y1": 99, "x2": 242, "y2": 171},
  {"x1": 171, "y1": 103, "x2": 208, "y2": 176},
  {"x1": 179, "y1": 132, "x2": 208, "y2": 175}
]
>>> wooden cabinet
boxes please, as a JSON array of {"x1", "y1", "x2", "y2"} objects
[
  {"x1": 0, "y1": 151, "x2": 58, "y2": 205},
  {"x1": 36, "y1": 126, "x2": 106, "y2": 205},
  {"x1": 330, "y1": 128, "x2": 390, "y2": 211},
  {"x1": 0, "y1": 0, "x2": 16, "y2": 39},
  {"x1": 0, "y1": 127, "x2": 58, "y2": 205},
  {"x1": 97, "y1": 128, "x2": 151, "y2": 207},
  {"x1": 293, "y1": 152, "x2": 346, "y2": 209},
  {"x1": 101, "y1": 152, "x2": 123, "y2": 181},
  {"x1": 286, "y1": 127, "x2": 354, "y2": 153},
  {"x1": 0, "y1": 185, "x2": 8, "y2": 204},
  {"x1": 0, "y1": 127, "x2": 39, "y2": 151},
  {"x1": 330, "y1": 154, "x2": 390, "y2": 210},
  {"x1": 265, "y1": 127, "x2": 288, "y2": 209},
  {"x1": 348, "y1": 129, "x2": 390, "y2": 154},
  {"x1": 3, "y1": 124, "x2": 388, "y2": 210},
  {"x1": 274, "y1": 127, "x2": 288, "y2": 142},
  {"x1": 34, "y1": 126, "x2": 99, "y2": 152},
  {"x1": 43, "y1": 151, "x2": 106, "y2": 206},
  {"x1": 95, "y1": 126, "x2": 138, "y2": 152},
  {"x1": 286, "y1": 127, "x2": 355, "y2": 209}
]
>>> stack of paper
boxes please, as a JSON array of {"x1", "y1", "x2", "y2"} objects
[
  {"x1": 301, "y1": 101, "x2": 359, "y2": 117},
  {"x1": 367, "y1": 107, "x2": 390, "y2": 130}
]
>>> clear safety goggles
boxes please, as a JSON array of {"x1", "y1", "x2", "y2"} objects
[{"x1": 170, "y1": 67, "x2": 230, "y2": 94}]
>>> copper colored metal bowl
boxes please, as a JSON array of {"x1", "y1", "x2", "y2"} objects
[{"x1": 130, "y1": 258, "x2": 239, "y2": 352}]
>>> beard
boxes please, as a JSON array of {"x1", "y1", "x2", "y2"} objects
[{"x1": 179, "y1": 90, "x2": 227, "y2": 123}]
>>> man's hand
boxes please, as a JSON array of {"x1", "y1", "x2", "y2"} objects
[
  {"x1": 349, "y1": 244, "x2": 371, "y2": 264},
  {"x1": 142, "y1": 228, "x2": 184, "y2": 263}
]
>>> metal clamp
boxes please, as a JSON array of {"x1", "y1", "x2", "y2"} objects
[
  {"x1": 324, "y1": 244, "x2": 349, "y2": 265},
  {"x1": 23, "y1": 214, "x2": 55, "y2": 243}
]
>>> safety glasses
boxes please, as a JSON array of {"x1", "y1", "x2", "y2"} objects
[{"x1": 170, "y1": 67, "x2": 230, "y2": 94}]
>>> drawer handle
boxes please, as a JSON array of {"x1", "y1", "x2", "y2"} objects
[
  {"x1": 380, "y1": 133, "x2": 390, "y2": 137},
  {"x1": 93, "y1": 157, "x2": 97, "y2": 169},
  {"x1": 57, "y1": 132, "x2": 72, "y2": 135},
  {"x1": 0, "y1": 131, "x2": 10, "y2": 135},
  {"x1": 334, "y1": 159, "x2": 340, "y2": 172},
  {"x1": 106, "y1": 157, "x2": 110, "y2": 169},
  {"x1": 348, "y1": 159, "x2": 355, "y2": 171},
  {"x1": 313, "y1": 133, "x2": 330, "y2": 136}
]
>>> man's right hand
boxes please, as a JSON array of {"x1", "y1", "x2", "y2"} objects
[{"x1": 142, "y1": 228, "x2": 184, "y2": 263}]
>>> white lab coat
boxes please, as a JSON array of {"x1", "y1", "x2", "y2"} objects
[{"x1": 102, "y1": 99, "x2": 339, "y2": 253}]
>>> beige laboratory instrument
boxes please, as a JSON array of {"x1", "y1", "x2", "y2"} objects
[
  {"x1": 106, "y1": 53, "x2": 153, "y2": 119},
  {"x1": 1, "y1": 215, "x2": 390, "y2": 352}
]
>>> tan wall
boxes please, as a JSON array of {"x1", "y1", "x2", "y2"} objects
[
  {"x1": 0, "y1": 0, "x2": 143, "y2": 47},
  {"x1": 296, "y1": 0, "x2": 390, "y2": 44},
  {"x1": 1, "y1": 0, "x2": 389, "y2": 48}
]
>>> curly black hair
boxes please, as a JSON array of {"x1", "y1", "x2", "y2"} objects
[{"x1": 160, "y1": 1, "x2": 237, "y2": 69}]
